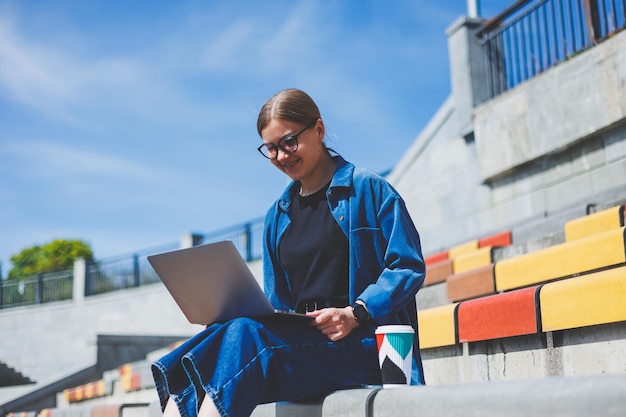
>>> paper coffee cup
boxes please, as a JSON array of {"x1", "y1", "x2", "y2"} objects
[{"x1": 375, "y1": 325, "x2": 414, "y2": 387}]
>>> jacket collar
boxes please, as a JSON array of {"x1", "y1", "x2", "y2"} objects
[{"x1": 277, "y1": 155, "x2": 354, "y2": 212}]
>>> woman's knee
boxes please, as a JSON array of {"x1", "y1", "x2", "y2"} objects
[
  {"x1": 163, "y1": 398, "x2": 180, "y2": 417},
  {"x1": 224, "y1": 317, "x2": 264, "y2": 335},
  {"x1": 198, "y1": 394, "x2": 221, "y2": 417}
]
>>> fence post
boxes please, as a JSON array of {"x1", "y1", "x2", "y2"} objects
[
  {"x1": 0, "y1": 279, "x2": 3, "y2": 309},
  {"x1": 73, "y1": 258, "x2": 86, "y2": 305},
  {"x1": 244, "y1": 223, "x2": 253, "y2": 262},
  {"x1": 180, "y1": 233, "x2": 203, "y2": 249},
  {"x1": 133, "y1": 254, "x2": 140, "y2": 287},
  {"x1": 36, "y1": 274, "x2": 44, "y2": 304},
  {"x1": 583, "y1": 0, "x2": 601, "y2": 45}
]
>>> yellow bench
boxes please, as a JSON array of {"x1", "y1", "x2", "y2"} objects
[
  {"x1": 452, "y1": 246, "x2": 494, "y2": 274},
  {"x1": 565, "y1": 205, "x2": 624, "y2": 242},
  {"x1": 495, "y1": 227, "x2": 626, "y2": 292},
  {"x1": 540, "y1": 265, "x2": 626, "y2": 332},
  {"x1": 417, "y1": 303, "x2": 458, "y2": 349},
  {"x1": 447, "y1": 240, "x2": 478, "y2": 259}
]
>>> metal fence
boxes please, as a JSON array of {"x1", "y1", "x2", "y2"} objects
[
  {"x1": 479, "y1": 0, "x2": 626, "y2": 98},
  {"x1": 85, "y1": 244, "x2": 177, "y2": 297},
  {"x1": 196, "y1": 217, "x2": 265, "y2": 262},
  {"x1": 0, "y1": 217, "x2": 266, "y2": 310},
  {"x1": 0, "y1": 270, "x2": 74, "y2": 309}
]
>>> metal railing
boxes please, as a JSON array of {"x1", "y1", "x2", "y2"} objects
[
  {"x1": 0, "y1": 217, "x2": 267, "y2": 310},
  {"x1": 195, "y1": 217, "x2": 265, "y2": 262},
  {"x1": 0, "y1": 270, "x2": 73, "y2": 309},
  {"x1": 479, "y1": 0, "x2": 626, "y2": 98},
  {"x1": 83, "y1": 217, "x2": 266, "y2": 299},
  {"x1": 85, "y1": 241, "x2": 179, "y2": 296}
]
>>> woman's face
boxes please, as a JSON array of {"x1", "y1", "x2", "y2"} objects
[{"x1": 260, "y1": 118, "x2": 324, "y2": 182}]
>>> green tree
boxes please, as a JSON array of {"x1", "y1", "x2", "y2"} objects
[{"x1": 8, "y1": 239, "x2": 94, "y2": 280}]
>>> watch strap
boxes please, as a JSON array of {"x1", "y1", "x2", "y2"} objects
[{"x1": 351, "y1": 302, "x2": 371, "y2": 323}]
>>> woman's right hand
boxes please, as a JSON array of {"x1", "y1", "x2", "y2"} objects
[{"x1": 307, "y1": 306, "x2": 359, "y2": 342}]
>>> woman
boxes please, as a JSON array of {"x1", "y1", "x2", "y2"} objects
[{"x1": 152, "y1": 88, "x2": 425, "y2": 417}]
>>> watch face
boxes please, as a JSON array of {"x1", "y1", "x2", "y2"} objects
[{"x1": 353, "y1": 304, "x2": 369, "y2": 322}]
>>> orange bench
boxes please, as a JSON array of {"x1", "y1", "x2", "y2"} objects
[
  {"x1": 423, "y1": 259, "x2": 453, "y2": 286},
  {"x1": 457, "y1": 286, "x2": 541, "y2": 343},
  {"x1": 447, "y1": 264, "x2": 496, "y2": 302},
  {"x1": 479, "y1": 230, "x2": 512, "y2": 248},
  {"x1": 424, "y1": 251, "x2": 448, "y2": 266}
]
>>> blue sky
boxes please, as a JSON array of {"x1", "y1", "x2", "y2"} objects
[{"x1": 0, "y1": 0, "x2": 509, "y2": 275}]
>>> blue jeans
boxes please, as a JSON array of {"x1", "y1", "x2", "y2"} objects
[{"x1": 151, "y1": 317, "x2": 382, "y2": 417}]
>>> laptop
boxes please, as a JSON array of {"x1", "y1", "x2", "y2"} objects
[{"x1": 147, "y1": 240, "x2": 312, "y2": 326}]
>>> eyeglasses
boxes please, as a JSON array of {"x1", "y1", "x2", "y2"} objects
[{"x1": 257, "y1": 119, "x2": 317, "y2": 160}]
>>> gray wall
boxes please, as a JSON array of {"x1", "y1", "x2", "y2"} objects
[
  {"x1": 474, "y1": 29, "x2": 626, "y2": 181},
  {"x1": 389, "y1": 18, "x2": 626, "y2": 256},
  {"x1": 0, "y1": 283, "x2": 194, "y2": 386}
]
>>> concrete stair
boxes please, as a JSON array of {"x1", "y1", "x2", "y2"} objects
[{"x1": 0, "y1": 363, "x2": 34, "y2": 388}]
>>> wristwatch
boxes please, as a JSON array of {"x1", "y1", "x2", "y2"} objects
[{"x1": 351, "y1": 302, "x2": 371, "y2": 323}]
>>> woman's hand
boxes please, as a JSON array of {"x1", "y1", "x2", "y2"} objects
[{"x1": 307, "y1": 306, "x2": 358, "y2": 341}]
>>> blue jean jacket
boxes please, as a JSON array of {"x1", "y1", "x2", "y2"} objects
[{"x1": 263, "y1": 155, "x2": 426, "y2": 384}]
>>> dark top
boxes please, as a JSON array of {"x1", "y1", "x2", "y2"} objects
[{"x1": 279, "y1": 183, "x2": 349, "y2": 312}]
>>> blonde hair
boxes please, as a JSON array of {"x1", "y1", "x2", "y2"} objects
[{"x1": 257, "y1": 88, "x2": 321, "y2": 136}]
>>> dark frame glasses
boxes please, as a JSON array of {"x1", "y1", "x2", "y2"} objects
[{"x1": 257, "y1": 119, "x2": 317, "y2": 159}]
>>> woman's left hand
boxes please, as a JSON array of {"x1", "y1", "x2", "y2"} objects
[{"x1": 307, "y1": 306, "x2": 358, "y2": 341}]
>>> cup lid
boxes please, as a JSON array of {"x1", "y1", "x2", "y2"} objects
[{"x1": 375, "y1": 325, "x2": 414, "y2": 334}]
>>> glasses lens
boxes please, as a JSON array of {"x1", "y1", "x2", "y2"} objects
[
  {"x1": 260, "y1": 144, "x2": 278, "y2": 158},
  {"x1": 280, "y1": 136, "x2": 298, "y2": 152}
]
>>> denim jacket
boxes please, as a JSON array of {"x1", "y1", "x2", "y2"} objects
[{"x1": 262, "y1": 155, "x2": 426, "y2": 384}]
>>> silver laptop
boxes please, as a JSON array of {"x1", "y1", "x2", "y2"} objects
[{"x1": 147, "y1": 241, "x2": 312, "y2": 325}]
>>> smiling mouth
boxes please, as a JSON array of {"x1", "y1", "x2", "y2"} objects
[{"x1": 280, "y1": 159, "x2": 299, "y2": 168}]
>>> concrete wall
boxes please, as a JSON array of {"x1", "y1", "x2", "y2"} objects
[
  {"x1": 388, "y1": 19, "x2": 626, "y2": 256},
  {"x1": 422, "y1": 322, "x2": 626, "y2": 385},
  {"x1": 0, "y1": 284, "x2": 193, "y2": 386},
  {"x1": 388, "y1": 98, "x2": 494, "y2": 255},
  {"x1": 474, "y1": 29, "x2": 626, "y2": 181}
]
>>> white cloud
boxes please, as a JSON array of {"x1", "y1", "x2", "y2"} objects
[
  {"x1": 0, "y1": 1, "x2": 414, "y2": 136},
  {"x1": 254, "y1": 2, "x2": 322, "y2": 73},
  {"x1": 1, "y1": 140, "x2": 165, "y2": 184},
  {"x1": 200, "y1": 20, "x2": 257, "y2": 72},
  {"x1": 0, "y1": 15, "x2": 83, "y2": 125},
  {"x1": 0, "y1": 10, "x2": 207, "y2": 130}
]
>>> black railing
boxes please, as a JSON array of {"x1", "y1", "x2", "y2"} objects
[
  {"x1": 480, "y1": 0, "x2": 626, "y2": 98},
  {"x1": 0, "y1": 270, "x2": 73, "y2": 309},
  {"x1": 0, "y1": 217, "x2": 267, "y2": 310},
  {"x1": 85, "y1": 241, "x2": 179, "y2": 296},
  {"x1": 83, "y1": 217, "x2": 265, "y2": 297},
  {"x1": 195, "y1": 217, "x2": 265, "y2": 262}
]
